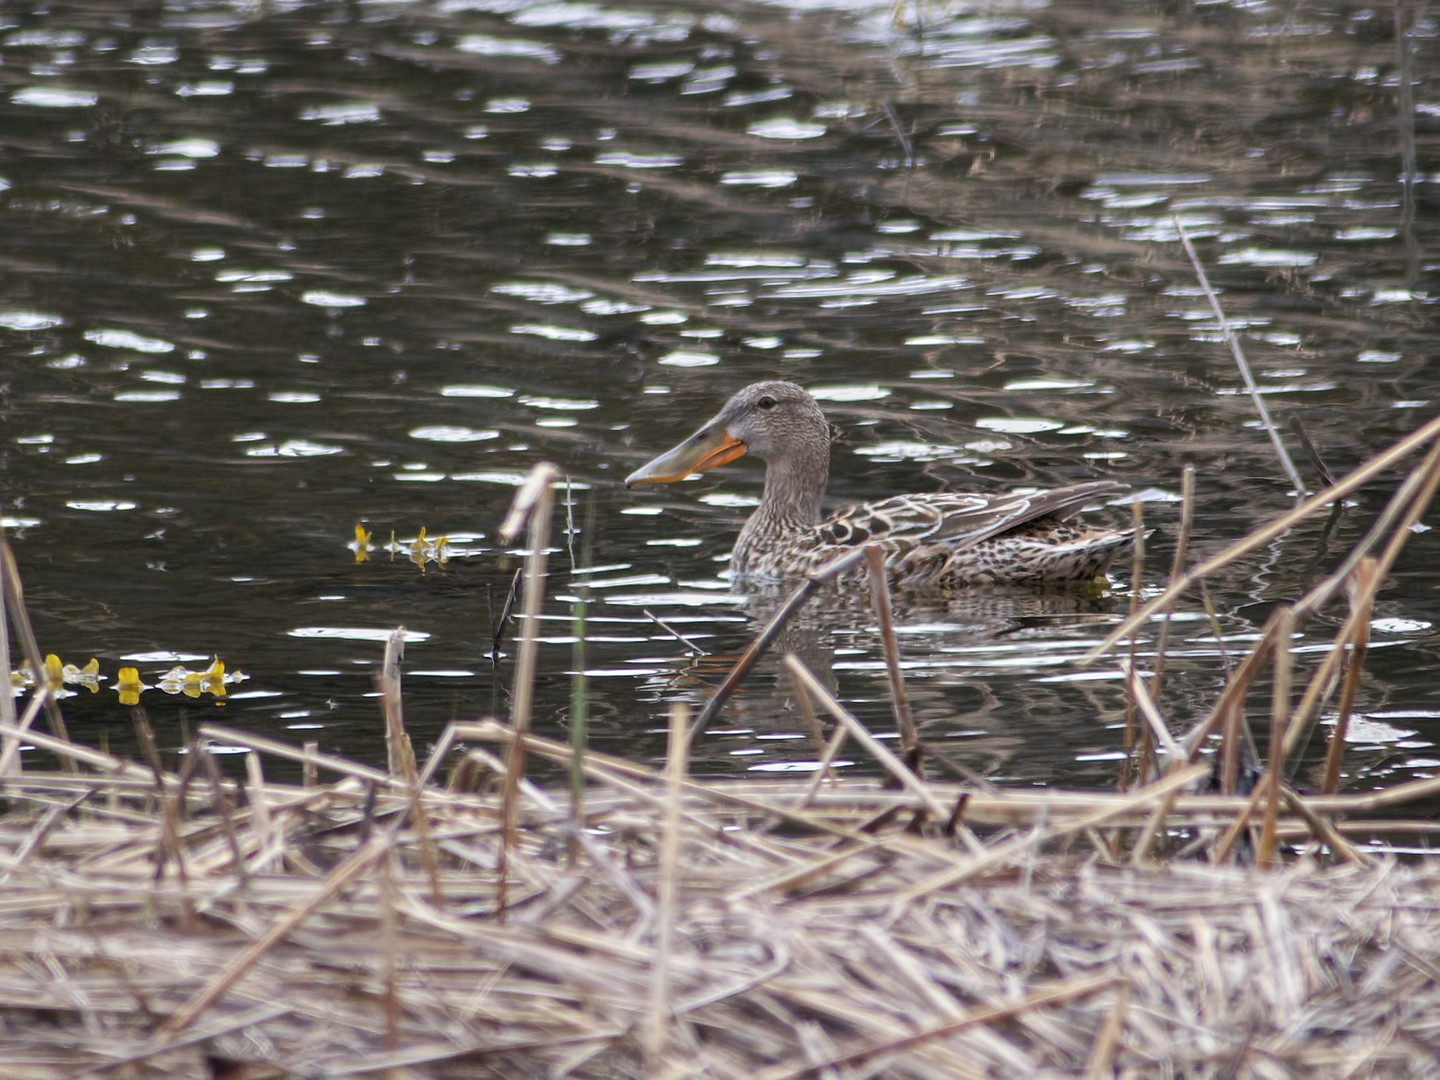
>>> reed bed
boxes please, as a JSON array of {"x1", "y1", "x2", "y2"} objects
[
  {"x1": 3, "y1": 402, "x2": 1440, "y2": 1077},
  {"x1": 0, "y1": 710, "x2": 1438, "y2": 1079}
]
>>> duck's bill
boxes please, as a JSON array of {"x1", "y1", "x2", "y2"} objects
[{"x1": 624, "y1": 426, "x2": 746, "y2": 486}]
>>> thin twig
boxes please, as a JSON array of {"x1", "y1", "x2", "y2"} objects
[{"x1": 1175, "y1": 217, "x2": 1305, "y2": 493}]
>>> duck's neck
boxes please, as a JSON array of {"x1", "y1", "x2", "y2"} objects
[
  {"x1": 733, "y1": 441, "x2": 829, "y2": 572},
  {"x1": 760, "y1": 448, "x2": 828, "y2": 527}
]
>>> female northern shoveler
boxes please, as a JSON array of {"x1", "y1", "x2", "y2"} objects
[{"x1": 624, "y1": 380, "x2": 1135, "y2": 587}]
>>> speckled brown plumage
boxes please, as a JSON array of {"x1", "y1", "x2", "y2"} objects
[{"x1": 625, "y1": 381, "x2": 1135, "y2": 588}]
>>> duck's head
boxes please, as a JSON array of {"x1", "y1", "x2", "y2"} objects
[{"x1": 624, "y1": 381, "x2": 829, "y2": 487}]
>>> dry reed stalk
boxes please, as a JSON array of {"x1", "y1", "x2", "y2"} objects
[
  {"x1": 800, "y1": 718, "x2": 847, "y2": 805},
  {"x1": 496, "y1": 462, "x2": 560, "y2": 921},
  {"x1": 1118, "y1": 658, "x2": 1183, "y2": 764},
  {"x1": 244, "y1": 749, "x2": 272, "y2": 858},
  {"x1": 0, "y1": 682, "x2": 49, "y2": 778},
  {"x1": 1257, "y1": 609, "x2": 1295, "y2": 868},
  {"x1": 1175, "y1": 217, "x2": 1305, "y2": 493},
  {"x1": 1275, "y1": 441, "x2": 1440, "y2": 762},
  {"x1": 452, "y1": 718, "x2": 1440, "y2": 833},
  {"x1": 1279, "y1": 783, "x2": 1371, "y2": 867},
  {"x1": 645, "y1": 701, "x2": 689, "y2": 1070},
  {"x1": 865, "y1": 545, "x2": 917, "y2": 759},
  {"x1": 0, "y1": 534, "x2": 14, "y2": 756},
  {"x1": 690, "y1": 545, "x2": 868, "y2": 746},
  {"x1": 202, "y1": 722, "x2": 394, "y2": 787},
  {"x1": 0, "y1": 539, "x2": 76, "y2": 770},
  {"x1": 782, "y1": 654, "x2": 947, "y2": 824},
  {"x1": 895, "y1": 764, "x2": 1209, "y2": 906},
  {"x1": 162, "y1": 830, "x2": 395, "y2": 1036},
  {"x1": 1083, "y1": 981, "x2": 1131, "y2": 1080},
  {"x1": 1121, "y1": 500, "x2": 1145, "y2": 782},
  {"x1": 788, "y1": 668, "x2": 832, "y2": 776},
  {"x1": 1322, "y1": 557, "x2": 1379, "y2": 795},
  {"x1": 758, "y1": 974, "x2": 1120, "y2": 1080},
  {"x1": 1086, "y1": 413, "x2": 1440, "y2": 661}
]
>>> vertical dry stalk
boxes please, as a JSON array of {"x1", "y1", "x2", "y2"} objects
[
  {"x1": 1321, "y1": 557, "x2": 1379, "y2": 794},
  {"x1": 245, "y1": 751, "x2": 272, "y2": 858},
  {"x1": 1149, "y1": 465, "x2": 1196, "y2": 700},
  {"x1": 1258, "y1": 608, "x2": 1295, "y2": 868},
  {"x1": 1121, "y1": 500, "x2": 1147, "y2": 789},
  {"x1": 0, "y1": 540, "x2": 76, "y2": 770},
  {"x1": 645, "y1": 700, "x2": 689, "y2": 1071},
  {"x1": 865, "y1": 545, "x2": 917, "y2": 760},
  {"x1": 134, "y1": 711, "x2": 196, "y2": 928},
  {"x1": 1175, "y1": 217, "x2": 1305, "y2": 493},
  {"x1": 496, "y1": 462, "x2": 560, "y2": 921},
  {"x1": 0, "y1": 535, "x2": 14, "y2": 744}
]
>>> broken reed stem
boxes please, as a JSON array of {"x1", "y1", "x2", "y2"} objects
[
  {"x1": 689, "y1": 545, "x2": 868, "y2": 748},
  {"x1": 1321, "y1": 558, "x2": 1378, "y2": 795},
  {"x1": 645, "y1": 701, "x2": 689, "y2": 1070},
  {"x1": 1257, "y1": 608, "x2": 1295, "y2": 868},
  {"x1": 1175, "y1": 217, "x2": 1305, "y2": 494},
  {"x1": 0, "y1": 539, "x2": 77, "y2": 771},
  {"x1": 497, "y1": 462, "x2": 560, "y2": 921},
  {"x1": 1086, "y1": 413, "x2": 1440, "y2": 662},
  {"x1": 865, "y1": 544, "x2": 917, "y2": 760},
  {"x1": 376, "y1": 630, "x2": 443, "y2": 903},
  {"x1": 380, "y1": 627, "x2": 411, "y2": 779}
]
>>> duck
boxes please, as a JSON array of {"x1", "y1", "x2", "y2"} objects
[{"x1": 624, "y1": 380, "x2": 1136, "y2": 588}]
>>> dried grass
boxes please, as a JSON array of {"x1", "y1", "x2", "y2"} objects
[{"x1": 0, "y1": 715, "x2": 1438, "y2": 1079}]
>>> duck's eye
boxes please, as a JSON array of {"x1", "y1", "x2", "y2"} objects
[{"x1": 757, "y1": 396, "x2": 777, "y2": 410}]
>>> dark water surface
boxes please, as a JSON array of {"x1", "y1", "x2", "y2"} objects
[{"x1": 2, "y1": 0, "x2": 1437, "y2": 798}]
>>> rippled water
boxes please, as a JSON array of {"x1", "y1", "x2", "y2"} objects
[{"x1": 2, "y1": 0, "x2": 1437, "y2": 795}]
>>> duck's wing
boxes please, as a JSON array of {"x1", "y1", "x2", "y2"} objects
[{"x1": 814, "y1": 480, "x2": 1129, "y2": 550}]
